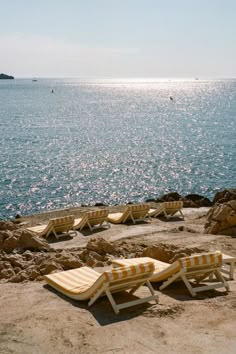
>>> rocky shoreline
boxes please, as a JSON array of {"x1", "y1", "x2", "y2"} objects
[
  {"x1": 0, "y1": 188, "x2": 235, "y2": 284},
  {"x1": 0, "y1": 189, "x2": 236, "y2": 353}
]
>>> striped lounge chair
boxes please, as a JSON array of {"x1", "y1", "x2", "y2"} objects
[
  {"x1": 44, "y1": 261, "x2": 159, "y2": 314},
  {"x1": 108, "y1": 204, "x2": 150, "y2": 224},
  {"x1": 112, "y1": 252, "x2": 229, "y2": 297},
  {"x1": 149, "y1": 201, "x2": 184, "y2": 219},
  {"x1": 26, "y1": 215, "x2": 75, "y2": 239},
  {"x1": 73, "y1": 210, "x2": 110, "y2": 231}
]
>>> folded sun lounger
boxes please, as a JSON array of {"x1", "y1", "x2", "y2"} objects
[
  {"x1": 73, "y1": 209, "x2": 110, "y2": 231},
  {"x1": 26, "y1": 215, "x2": 75, "y2": 239},
  {"x1": 112, "y1": 252, "x2": 229, "y2": 297},
  {"x1": 44, "y1": 261, "x2": 159, "y2": 314},
  {"x1": 108, "y1": 204, "x2": 150, "y2": 224},
  {"x1": 149, "y1": 201, "x2": 184, "y2": 219}
]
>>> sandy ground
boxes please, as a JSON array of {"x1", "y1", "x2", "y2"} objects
[{"x1": 1, "y1": 207, "x2": 236, "y2": 354}]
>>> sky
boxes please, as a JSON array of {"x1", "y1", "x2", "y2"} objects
[{"x1": 0, "y1": 0, "x2": 235, "y2": 78}]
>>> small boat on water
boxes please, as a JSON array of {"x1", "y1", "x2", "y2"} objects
[{"x1": 32, "y1": 78, "x2": 37, "y2": 82}]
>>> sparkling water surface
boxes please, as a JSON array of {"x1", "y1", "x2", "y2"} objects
[{"x1": 0, "y1": 78, "x2": 235, "y2": 219}]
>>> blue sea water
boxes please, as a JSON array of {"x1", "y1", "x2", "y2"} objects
[{"x1": 0, "y1": 78, "x2": 235, "y2": 219}]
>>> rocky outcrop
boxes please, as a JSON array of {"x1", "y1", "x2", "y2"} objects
[
  {"x1": 147, "y1": 192, "x2": 212, "y2": 207},
  {"x1": 205, "y1": 200, "x2": 236, "y2": 236},
  {"x1": 212, "y1": 189, "x2": 236, "y2": 205},
  {"x1": 0, "y1": 73, "x2": 14, "y2": 79},
  {"x1": 142, "y1": 243, "x2": 203, "y2": 263},
  {"x1": 156, "y1": 192, "x2": 182, "y2": 202},
  {"x1": 183, "y1": 194, "x2": 212, "y2": 208},
  {"x1": 0, "y1": 226, "x2": 49, "y2": 252}
]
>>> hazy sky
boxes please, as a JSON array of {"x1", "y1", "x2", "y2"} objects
[{"x1": 0, "y1": 0, "x2": 235, "y2": 78}]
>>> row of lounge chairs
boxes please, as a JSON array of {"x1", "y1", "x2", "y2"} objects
[
  {"x1": 26, "y1": 201, "x2": 184, "y2": 239},
  {"x1": 44, "y1": 251, "x2": 231, "y2": 314}
]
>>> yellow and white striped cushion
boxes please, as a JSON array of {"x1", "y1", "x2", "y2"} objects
[
  {"x1": 74, "y1": 209, "x2": 108, "y2": 229},
  {"x1": 26, "y1": 215, "x2": 74, "y2": 235},
  {"x1": 179, "y1": 251, "x2": 222, "y2": 269},
  {"x1": 128, "y1": 204, "x2": 150, "y2": 212},
  {"x1": 164, "y1": 201, "x2": 183, "y2": 209},
  {"x1": 86, "y1": 210, "x2": 108, "y2": 218},
  {"x1": 50, "y1": 215, "x2": 74, "y2": 226},
  {"x1": 112, "y1": 252, "x2": 222, "y2": 282},
  {"x1": 44, "y1": 261, "x2": 154, "y2": 300},
  {"x1": 103, "y1": 261, "x2": 154, "y2": 281}
]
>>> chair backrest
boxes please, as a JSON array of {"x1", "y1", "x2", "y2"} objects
[
  {"x1": 178, "y1": 251, "x2": 222, "y2": 273},
  {"x1": 164, "y1": 201, "x2": 183, "y2": 210},
  {"x1": 87, "y1": 261, "x2": 155, "y2": 296},
  {"x1": 124, "y1": 204, "x2": 150, "y2": 220},
  {"x1": 85, "y1": 209, "x2": 109, "y2": 226},
  {"x1": 47, "y1": 215, "x2": 75, "y2": 234}
]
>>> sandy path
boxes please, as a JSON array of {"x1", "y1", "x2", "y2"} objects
[{"x1": 0, "y1": 281, "x2": 235, "y2": 354}]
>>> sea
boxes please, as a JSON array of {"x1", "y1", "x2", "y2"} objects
[{"x1": 0, "y1": 78, "x2": 235, "y2": 219}]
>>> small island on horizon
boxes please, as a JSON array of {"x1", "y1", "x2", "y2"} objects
[{"x1": 0, "y1": 73, "x2": 14, "y2": 79}]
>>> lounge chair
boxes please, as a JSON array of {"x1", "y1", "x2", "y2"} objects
[
  {"x1": 44, "y1": 261, "x2": 159, "y2": 314},
  {"x1": 108, "y1": 204, "x2": 150, "y2": 224},
  {"x1": 112, "y1": 252, "x2": 229, "y2": 297},
  {"x1": 149, "y1": 201, "x2": 184, "y2": 219},
  {"x1": 26, "y1": 215, "x2": 75, "y2": 239},
  {"x1": 73, "y1": 210, "x2": 110, "y2": 231}
]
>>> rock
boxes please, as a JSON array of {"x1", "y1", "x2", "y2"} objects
[
  {"x1": 54, "y1": 254, "x2": 82, "y2": 270},
  {"x1": 142, "y1": 243, "x2": 203, "y2": 263},
  {"x1": 0, "y1": 73, "x2": 14, "y2": 79},
  {"x1": 39, "y1": 261, "x2": 62, "y2": 275},
  {"x1": 23, "y1": 250, "x2": 34, "y2": 261},
  {"x1": 2, "y1": 235, "x2": 19, "y2": 250},
  {"x1": 184, "y1": 194, "x2": 212, "y2": 207},
  {"x1": 0, "y1": 261, "x2": 12, "y2": 271},
  {"x1": 205, "y1": 201, "x2": 236, "y2": 235},
  {"x1": 94, "y1": 261, "x2": 104, "y2": 267},
  {"x1": 18, "y1": 230, "x2": 50, "y2": 251},
  {"x1": 88, "y1": 251, "x2": 103, "y2": 261},
  {"x1": 94, "y1": 202, "x2": 107, "y2": 207},
  {"x1": 0, "y1": 225, "x2": 49, "y2": 252},
  {"x1": 10, "y1": 271, "x2": 28, "y2": 283},
  {"x1": 86, "y1": 255, "x2": 96, "y2": 267},
  {"x1": 5, "y1": 254, "x2": 24, "y2": 268},
  {"x1": 181, "y1": 199, "x2": 198, "y2": 208},
  {"x1": 213, "y1": 189, "x2": 236, "y2": 205},
  {"x1": 142, "y1": 243, "x2": 180, "y2": 263},
  {"x1": 0, "y1": 268, "x2": 15, "y2": 279},
  {"x1": 0, "y1": 221, "x2": 18, "y2": 231},
  {"x1": 157, "y1": 192, "x2": 182, "y2": 202},
  {"x1": 27, "y1": 268, "x2": 41, "y2": 281},
  {"x1": 86, "y1": 238, "x2": 114, "y2": 255}
]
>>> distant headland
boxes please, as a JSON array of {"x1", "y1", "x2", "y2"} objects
[{"x1": 0, "y1": 73, "x2": 14, "y2": 79}]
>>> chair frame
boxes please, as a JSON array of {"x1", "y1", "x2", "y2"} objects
[
  {"x1": 45, "y1": 265, "x2": 159, "y2": 314},
  {"x1": 74, "y1": 211, "x2": 110, "y2": 232},
  {"x1": 112, "y1": 255, "x2": 230, "y2": 297},
  {"x1": 88, "y1": 277, "x2": 158, "y2": 314},
  {"x1": 122, "y1": 209, "x2": 151, "y2": 225},
  {"x1": 150, "y1": 201, "x2": 184, "y2": 220},
  {"x1": 159, "y1": 265, "x2": 229, "y2": 297}
]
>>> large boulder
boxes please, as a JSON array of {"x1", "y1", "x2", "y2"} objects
[
  {"x1": 205, "y1": 200, "x2": 236, "y2": 236},
  {"x1": 213, "y1": 189, "x2": 236, "y2": 205},
  {"x1": 184, "y1": 194, "x2": 212, "y2": 207},
  {"x1": 86, "y1": 238, "x2": 114, "y2": 255},
  {"x1": 156, "y1": 192, "x2": 182, "y2": 202},
  {"x1": 0, "y1": 221, "x2": 18, "y2": 231},
  {"x1": 0, "y1": 222, "x2": 50, "y2": 252},
  {"x1": 142, "y1": 243, "x2": 203, "y2": 263}
]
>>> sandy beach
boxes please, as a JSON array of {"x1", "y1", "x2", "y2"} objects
[{"x1": 0, "y1": 205, "x2": 236, "y2": 354}]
